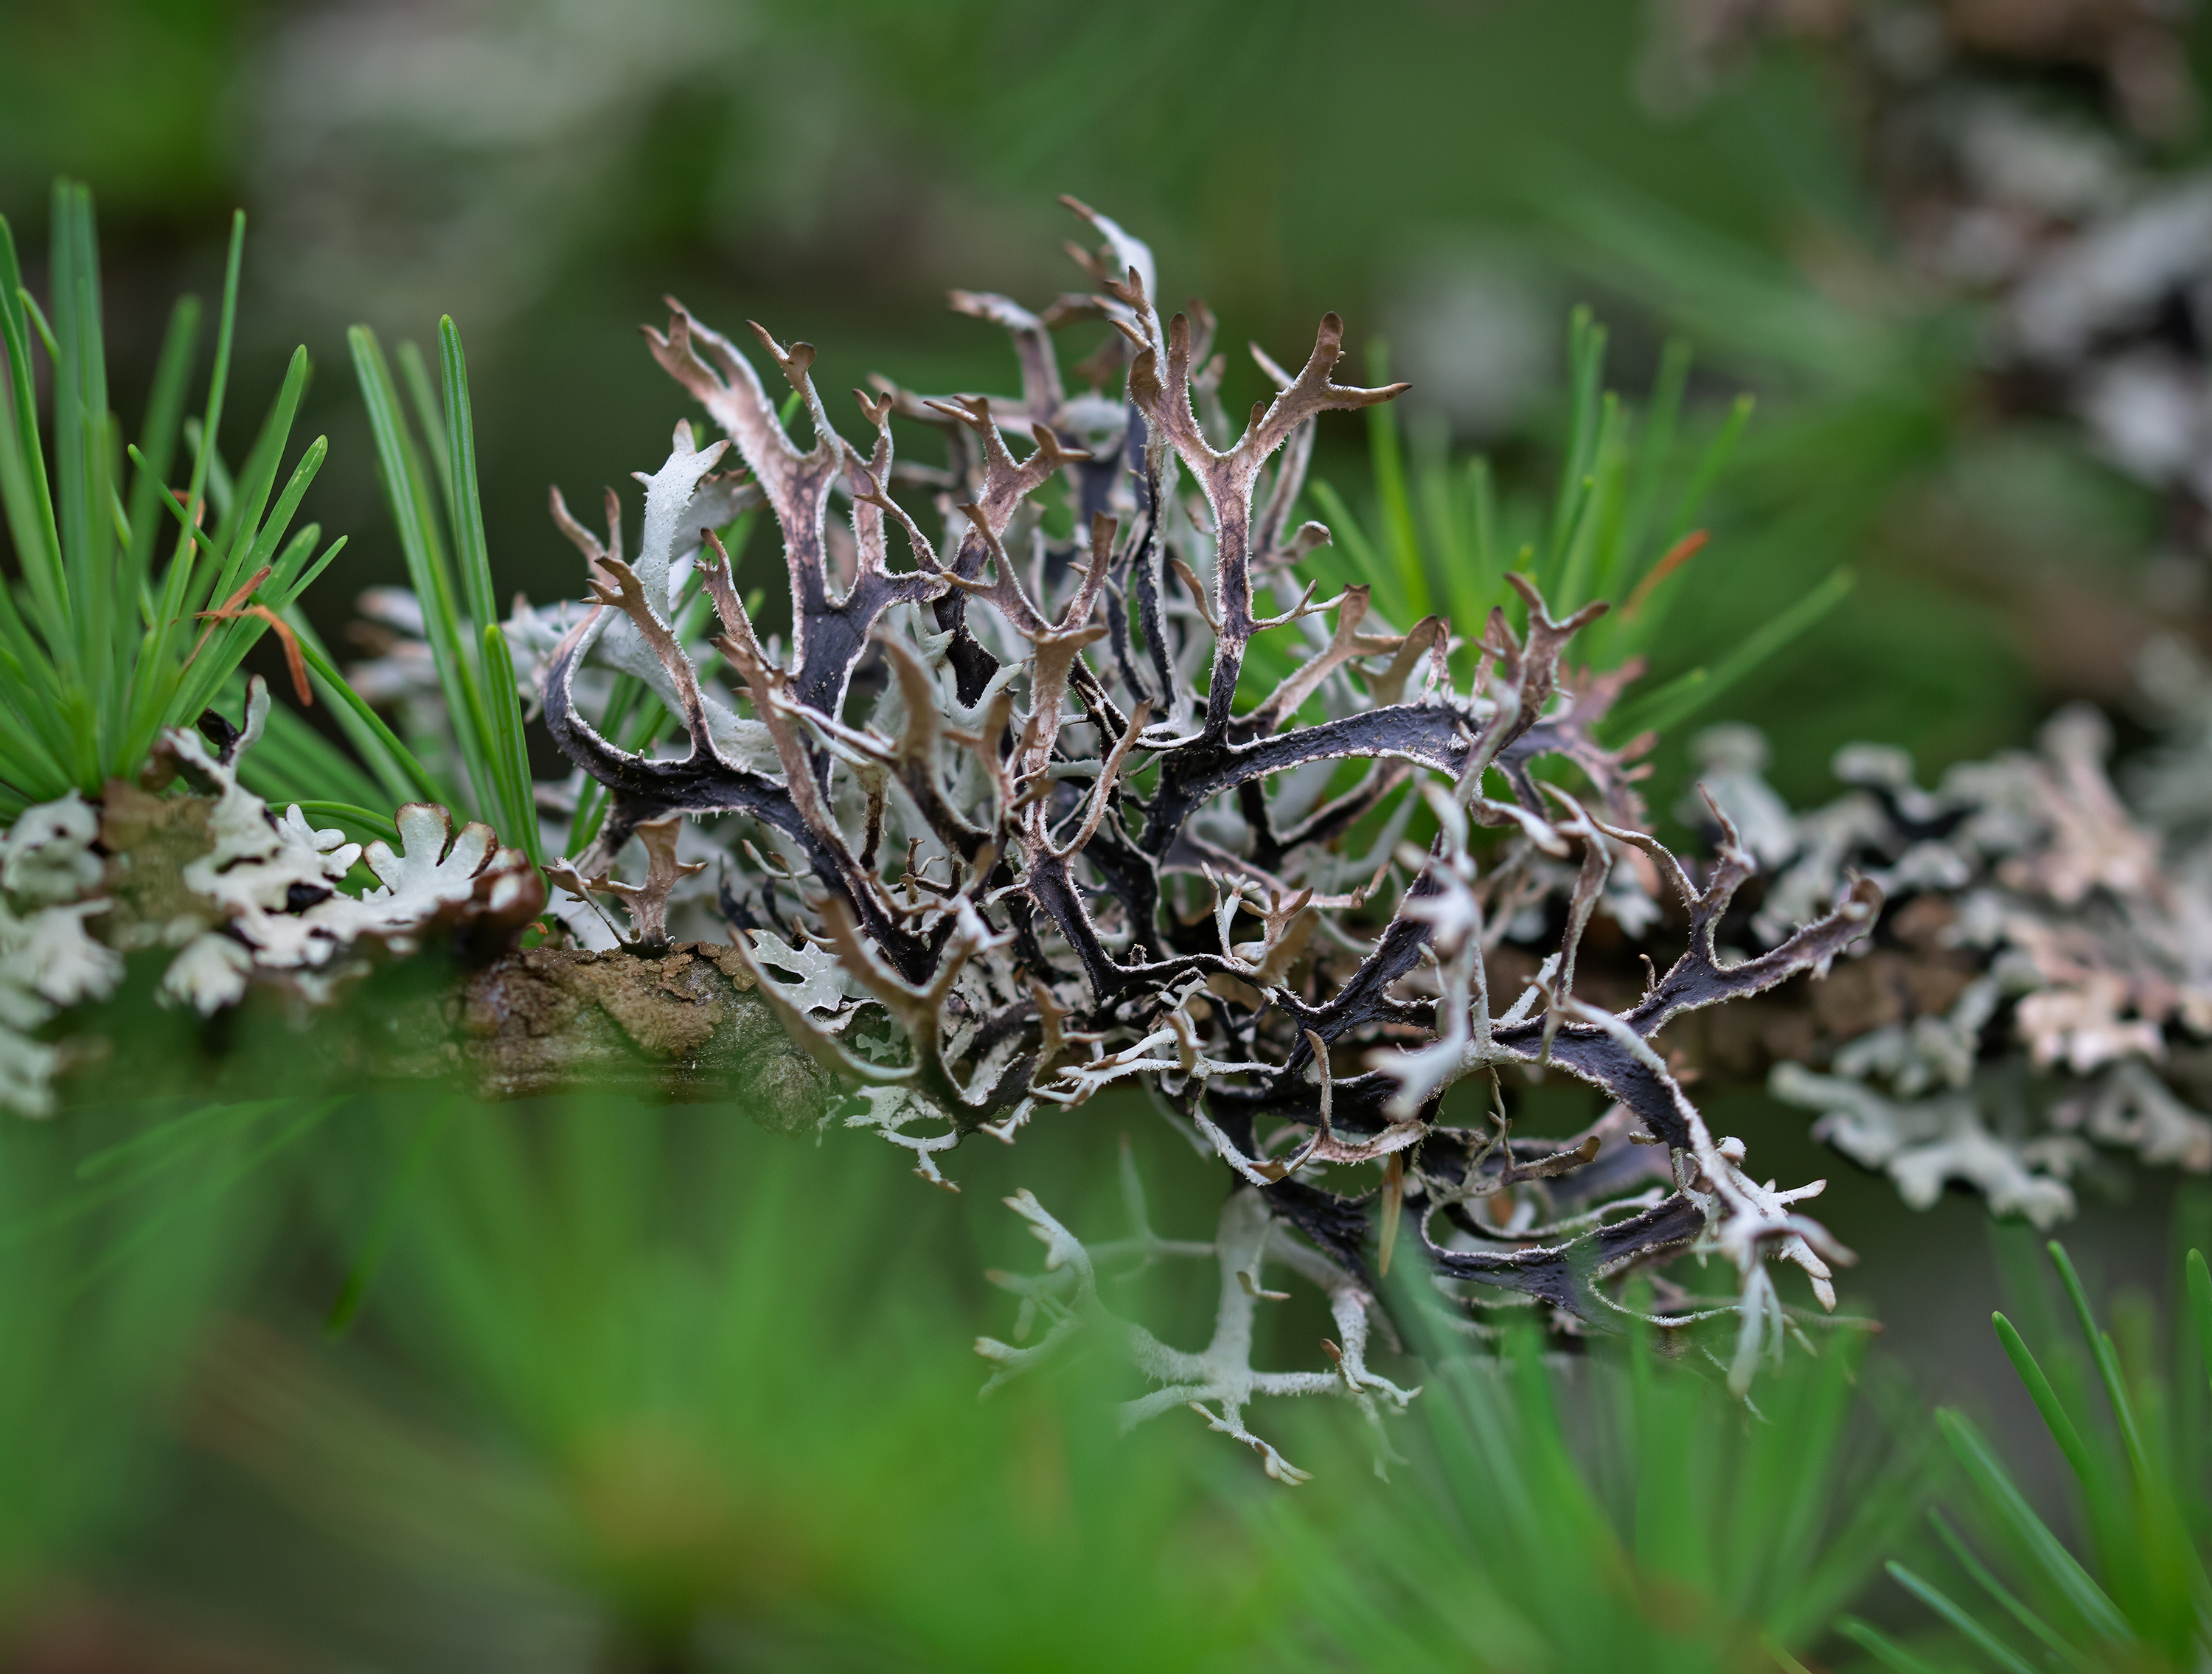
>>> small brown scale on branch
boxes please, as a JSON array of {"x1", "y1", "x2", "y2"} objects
[{"x1": 531, "y1": 197, "x2": 1879, "y2": 1366}]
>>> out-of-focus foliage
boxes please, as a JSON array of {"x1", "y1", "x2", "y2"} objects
[
  {"x1": 1272, "y1": 1313, "x2": 1932, "y2": 1673},
  {"x1": 193, "y1": 1097, "x2": 1282, "y2": 1672},
  {"x1": 0, "y1": 1097, "x2": 267, "y2": 1626},
  {"x1": 0, "y1": 1086, "x2": 1939, "y2": 1673},
  {"x1": 0, "y1": 0, "x2": 250, "y2": 229},
  {"x1": 1846, "y1": 1217, "x2": 2212, "y2": 1672}
]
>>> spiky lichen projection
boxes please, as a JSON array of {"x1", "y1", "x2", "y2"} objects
[
  {"x1": 975, "y1": 1144, "x2": 1415, "y2": 1484},
  {"x1": 520, "y1": 198, "x2": 1879, "y2": 1450}
]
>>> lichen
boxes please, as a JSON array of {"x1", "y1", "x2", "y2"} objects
[
  {"x1": 1718, "y1": 651, "x2": 2212, "y2": 1218},
  {"x1": 514, "y1": 201, "x2": 1879, "y2": 1439}
]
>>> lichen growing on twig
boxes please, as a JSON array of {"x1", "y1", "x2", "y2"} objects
[
  {"x1": 1750, "y1": 664, "x2": 2212, "y2": 1225},
  {"x1": 521, "y1": 201, "x2": 1879, "y2": 1428}
]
